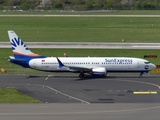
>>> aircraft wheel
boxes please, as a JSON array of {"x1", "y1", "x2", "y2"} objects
[{"x1": 79, "y1": 73, "x2": 84, "y2": 78}]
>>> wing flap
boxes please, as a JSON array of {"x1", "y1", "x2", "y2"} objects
[{"x1": 68, "y1": 66, "x2": 92, "y2": 72}]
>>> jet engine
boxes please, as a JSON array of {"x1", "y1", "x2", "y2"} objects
[{"x1": 92, "y1": 67, "x2": 107, "y2": 77}]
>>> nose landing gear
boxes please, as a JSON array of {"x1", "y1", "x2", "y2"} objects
[
  {"x1": 139, "y1": 72, "x2": 148, "y2": 77},
  {"x1": 139, "y1": 73, "x2": 143, "y2": 77}
]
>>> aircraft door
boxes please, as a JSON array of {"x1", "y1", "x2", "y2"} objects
[
  {"x1": 128, "y1": 64, "x2": 131, "y2": 69},
  {"x1": 137, "y1": 61, "x2": 140, "y2": 68},
  {"x1": 33, "y1": 60, "x2": 37, "y2": 68}
]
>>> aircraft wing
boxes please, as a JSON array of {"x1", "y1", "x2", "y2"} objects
[{"x1": 67, "y1": 66, "x2": 92, "y2": 72}]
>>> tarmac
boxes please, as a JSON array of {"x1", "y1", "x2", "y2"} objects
[
  {"x1": 0, "y1": 74, "x2": 160, "y2": 120},
  {"x1": 1, "y1": 15, "x2": 160, "y2": 17}
]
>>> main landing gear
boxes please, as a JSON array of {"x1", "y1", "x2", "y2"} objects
[{"x1": 79, "y1": 72, "x2": 84, "y2": 78}]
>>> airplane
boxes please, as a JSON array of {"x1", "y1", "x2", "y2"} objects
[{"x1": 8, "y1": 30, "x2": 156, "y2": 78}]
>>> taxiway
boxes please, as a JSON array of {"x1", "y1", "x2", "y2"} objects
[{"x1": 0, "y1": 74, "x2": 160, "y2": 120}]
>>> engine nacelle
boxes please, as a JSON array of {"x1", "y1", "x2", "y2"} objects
[{"x1": 92, "y1": 67, "x2": 107, "y2": 77}]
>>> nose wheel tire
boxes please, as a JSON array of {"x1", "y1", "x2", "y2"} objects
[{"x1": 139, "y1": 72, "x2": 144, "y2": 77}]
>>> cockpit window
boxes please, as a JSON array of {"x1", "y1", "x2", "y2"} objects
[{"x1": 145, "y1": 62, "x2": 150, "y2": 64}]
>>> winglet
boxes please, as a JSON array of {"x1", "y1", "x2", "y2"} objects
[{"x1": 56, "y1": 57, "x2": 65, "y2": 68}]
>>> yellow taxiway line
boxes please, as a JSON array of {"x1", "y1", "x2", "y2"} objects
[
  {"x1": 133, "y1": 91, "x2": 157, "y2": 95},
  {"x1": 45, "y1": 75, "x2": 50, "y2": 81}
]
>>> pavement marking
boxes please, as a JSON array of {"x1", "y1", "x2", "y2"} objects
[
  {"x1": 46, "y1": 86, "x2": 90, "y2": 104},
  {"x1": 116, "y1": 90, "x2": 121, "y2": 92},
  {"x1": 108, "y1": 90, "x2": 112, "y2": 92},
  {"x1": 124, "y1": 90, "x2": 128, "y2": 92},
  {"x1": 106, "y1": 89, "x2": 158, "y2": 94},
  {"x1": 133, "y1": 91, "x2": 157, "y2": 95},
  {"x1": 105, "y1": 78, "x2": 160, "y2": 90},
  {"x1": 104, "y1": 78, "x2": 160, "y2": 95},
  {"x1": 45, "y1": 75, "x2": 50, "y2": 80}
]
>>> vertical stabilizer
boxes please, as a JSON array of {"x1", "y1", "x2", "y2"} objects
[{"x1": 8, "y1": 30, "x2": 45, "y2": 58}]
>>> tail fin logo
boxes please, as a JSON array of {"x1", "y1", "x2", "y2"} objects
[
  {"x1": 11, "y1": 37, "x2": 29, "y2": 51},
  {"x1": 8, "y1": 30, "x2": 45, "y2": 58}
]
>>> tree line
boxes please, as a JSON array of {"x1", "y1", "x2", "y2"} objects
[
  {"x1": 0, "y1": 0, "x2": 160, "y2": 10},
  {"x1": 0, "y1": 0, "x2": 41, "y2": 10}
]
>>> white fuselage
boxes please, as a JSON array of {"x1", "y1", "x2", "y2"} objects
[{"x1": 29, "y1": 57, "x2": 156, "y2": 73}]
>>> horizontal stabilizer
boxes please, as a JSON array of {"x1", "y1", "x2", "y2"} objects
[{"x1": 9, "y1": 56, "x2": 26, "y2": 63}]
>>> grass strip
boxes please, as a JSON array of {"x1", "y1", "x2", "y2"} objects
[
  {"x1": 0, "y1": 17, "x2": 160, "y2": 42},
  {"x1": 0, "y1": 88, "x2": 42, "y2": 103}
]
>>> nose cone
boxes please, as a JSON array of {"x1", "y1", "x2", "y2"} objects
[
  {"x1": 150, "y1": 63, "x2": 156, "y2": 70},
  {"x1": 153, "y1": 64, "x2": 156, "y2": 69}
]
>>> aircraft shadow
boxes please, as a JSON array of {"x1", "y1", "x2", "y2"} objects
[{"x1": 26, "y1": 74, "x2": 160, "y2": 80}]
